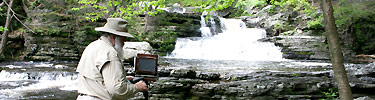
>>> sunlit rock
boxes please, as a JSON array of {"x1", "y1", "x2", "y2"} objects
[{"x1": 122, "y1": 42, "x2": 153, "y2": 59}]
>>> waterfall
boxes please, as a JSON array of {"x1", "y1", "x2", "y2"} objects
[
  {"x1": 200, "y1": 16, "x2": 218, "y2": 37},
  {"x1": 168, "y1": 18, "x2": 284, "y2": 61}
]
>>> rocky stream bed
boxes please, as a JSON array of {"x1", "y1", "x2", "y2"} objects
[{"x1": 125, "y1": 61, "x2": 375, "y2": 100}]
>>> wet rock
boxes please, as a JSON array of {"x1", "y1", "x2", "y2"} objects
[
  {"x1": 345, "y1": 63, "x2": 375, "y2": 96},
  {"x1": 149, "y1": 77, "x2": 208, "y2": 99},
  {"x1": 152, "y1": 70, "x2": 332, "y2": 99},
  {"x1": 129, "y1": 64, "x2": 375, "y2": 99},
  {"x1": 158, "y1": 68, "x2": 173, "y2": 77},
  {"x1": 189, "y1": 76, "x2": 330, "y2": 99},
  {"x1": 169, "y1": 68, "x2": 196, "y2": 78},
  {"x1": 196, "y1": 71, "x2": 220, "y2": 80},
  {"x1": 355, "y1": 96, "x2": 374, "y2": 100},
  {"x1": 272, "y1": 36, "x2": 330, "y2": 60}
]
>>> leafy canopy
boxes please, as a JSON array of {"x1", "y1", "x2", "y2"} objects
[
  {"x1": 72, "y1": 0, "x2": 236, "y2": 21},
  {"x1": 72, "y1": 0, "x2": 166, "y2": 21}
]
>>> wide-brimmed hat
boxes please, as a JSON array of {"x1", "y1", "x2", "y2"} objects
[{"x1": 95, "y1": 18, "x2": 135, "y2": 38}]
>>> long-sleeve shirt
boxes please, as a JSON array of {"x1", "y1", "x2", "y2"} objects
[{"x1": 76, "y1": 36, "x2": 138, "y2": 100}]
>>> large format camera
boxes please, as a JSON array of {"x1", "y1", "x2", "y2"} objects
[{"x1": 134, "y1": 54, "x2": 158, "y2": 81}]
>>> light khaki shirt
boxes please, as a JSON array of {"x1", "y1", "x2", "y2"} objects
[{"x1": 76, "y1": 36, "x2": 138, "y2": 100}]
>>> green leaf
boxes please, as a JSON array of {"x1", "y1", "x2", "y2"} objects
[
  {"x1": 0, "y1": 26, "x2": 4, "y2": 32},
  {"x1": 113, "y1": 1, "x2": 120, "y2": 6},
  {"x1": 0, "y1": 26, "x2": 8, "y2": 32},
  {"x1": 71, "y1": 8, "x2": 80, "y2": 10}
]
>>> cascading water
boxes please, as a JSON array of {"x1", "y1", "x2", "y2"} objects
[
  {"x1": 200, "y1": 16, "x2": 218, "y2": 37},
  {"x1": 0, "y1": 62, "x2": 78, "y2": 99},
  {"x1": 168, "y1": 17, "x2": 284, "y2": 61}
]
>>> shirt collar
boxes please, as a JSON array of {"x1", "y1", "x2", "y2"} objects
[{"x1": 100, "y1": 36, "x2": 114, "y2": 47}]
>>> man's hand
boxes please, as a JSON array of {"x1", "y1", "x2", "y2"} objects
[
  {"x1": 135, "y1": 81, "x2": 148, "y2": 91},
  {"x1": 126, "y1": 76, "x2": 134, "y2": 81}
]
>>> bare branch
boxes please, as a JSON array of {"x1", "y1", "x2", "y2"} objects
[
  {"x1": 0, "y1": 0, "x2": 13, "y2": 55},
  {"x1": 22, "y1": 0, "x2": 29, "y2": 14},
  {"x1": 3, "y1": 0, "x2": 35, "y2": 34},
  {"x1": 0, "y1": 1, "x2": 4, "y2": 7}
]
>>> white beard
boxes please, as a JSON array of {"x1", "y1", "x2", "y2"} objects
[{"x1": 114, "y1": 37, "x2": 125, "y2": 60}]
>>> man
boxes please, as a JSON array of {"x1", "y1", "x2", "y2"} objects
[{"x1": 76, "y1": 18, "x2": 147, "y2": 100}]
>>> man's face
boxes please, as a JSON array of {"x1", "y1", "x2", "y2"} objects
[
  {"x1": 115, "y1": 36, "x2": 126, "y2": 47},
  {"x1": 114, "y1": 36, "x2": 126, "y2": 59}
]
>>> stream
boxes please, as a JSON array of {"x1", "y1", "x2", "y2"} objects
[{"x1": 0, "y1": 61, "x2": 78, "y2": 99}]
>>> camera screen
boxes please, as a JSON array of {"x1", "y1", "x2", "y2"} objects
[
  {"x1": 134, "y1": 54, "x2": 158, "y2": 75},
  {"x1": 137, "y1": 58, "x2": 156, "y2": 72}
]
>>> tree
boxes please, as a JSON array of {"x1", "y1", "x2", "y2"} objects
[
  {"x1": 72, "y1": 0, "x2": 166, "y2": 22},
  {"x1": 72, "y1": 0, "x2": 236, "y2": 21},
  {"x1": 72, "y1": 0, "x2": 236, "y2": 36},
  {"x1": 0, "y1": 0, "x2": 13, "y2": 56},
  {"x1": 321, "y1": 0, "x2": 353, "y2": 100}
]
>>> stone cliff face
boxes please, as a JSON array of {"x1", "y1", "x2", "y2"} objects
[
  {"x1": 22, "y1": 0, "x2": 101, "y2": 61},
  {"x1": 22, "y1": 0, "x2": 206, "y2": 61},
  {"x1": 262, "y1": 35, "x2": 330, "y2": 60},
  {"x1": 24, "y1": 36, "x2": 81, "y2": 61}
]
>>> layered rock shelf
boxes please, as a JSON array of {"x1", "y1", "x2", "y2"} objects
[{"x1": 127, "y1": 62, "x2": 375, "y2": 100}]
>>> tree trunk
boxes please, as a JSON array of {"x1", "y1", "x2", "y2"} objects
[
  {"x1": 144, "y1": 5, "x2": 153, "y2": 33},
  {"x1": 144, "y1": 13, "x2": 149, "y2": 33},
  {"x1": 321, "y1": 0, "x2": 353, "y2": 100},
  {"x1": 0, "y1": 0, "x2": 14, "y2": 55},
  {"x1": 22, "y1": 0, "x2": 28, "y2": 16}
]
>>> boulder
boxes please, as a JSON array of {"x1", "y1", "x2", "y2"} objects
[{"x1": 122, "y1": 42, "x2": 153, "y2": 59}]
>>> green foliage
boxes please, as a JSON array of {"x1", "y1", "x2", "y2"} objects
[
  {"x1": 298, "y1": 51, "x2": 314, "y2": 55},
  {"x1": 126, "y1": 16, "x2": 145, "y2": 36},
  {"x1": 193, "y1": 0, "x2": 235, "y2": 20},
  {"x1": 307, "y1": 15, "x2": 323, "y2": 30},
  {"x1": 334, "y1": 0, "x2": 374, "y2": 31},
  {"x1": 290, "y1": 73, "x2": 297, "y2": 77},
  {"x1": 73, "y1": 25, "x2": 101, "y2": 46},
  {"x1": 164, "y1": 0, "x2": 202, "y2": 7},
  {"x1": 274, "y1": 22, "x2": 283, "y2": 30},
  {"x1": 72, "y1": 0, "x2": 166, "y2": 21},
  {"x1": 274, "y1": 21, "x2": 294, "y2": 35},
  {"x1": 199, "y1": 0, "x2": 235, "y2": 12},
  {"x1": 334, "y1": 0, "x2": 375, "y2": 54},
  {"x1": 231, "y1": 76, "x2": 238, "y2": 81},
  {"x1": 136, "y1": 29, "x2": 177, "y2": 56},
  {"x1": 29, "y1": 0, "x2": 41, "y2": 7},
  {"x1": 281, "y1": 30, "x2": 295, "y2": 35},
  {"x1": 33, "y1": 26, "x2": 62, "y2": 36},
  {"x1": 0, "y1": 26, "x2": 8, "y2": 32},
  {"x1": 267, "y1": 0, "x2": 322, "y2": 36},
  {"x1": 320, "y1": 88, "x2": 338, "y2": 100},
  {"x1": 232, "y1": 0, "x2": 267, "y2": 17},
  {"x1": 271, "y1": 0, "x2": 318, "y2": 17},
  {"x1": 266, "y1": 5, "x2": 276, "y2": 13}
]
